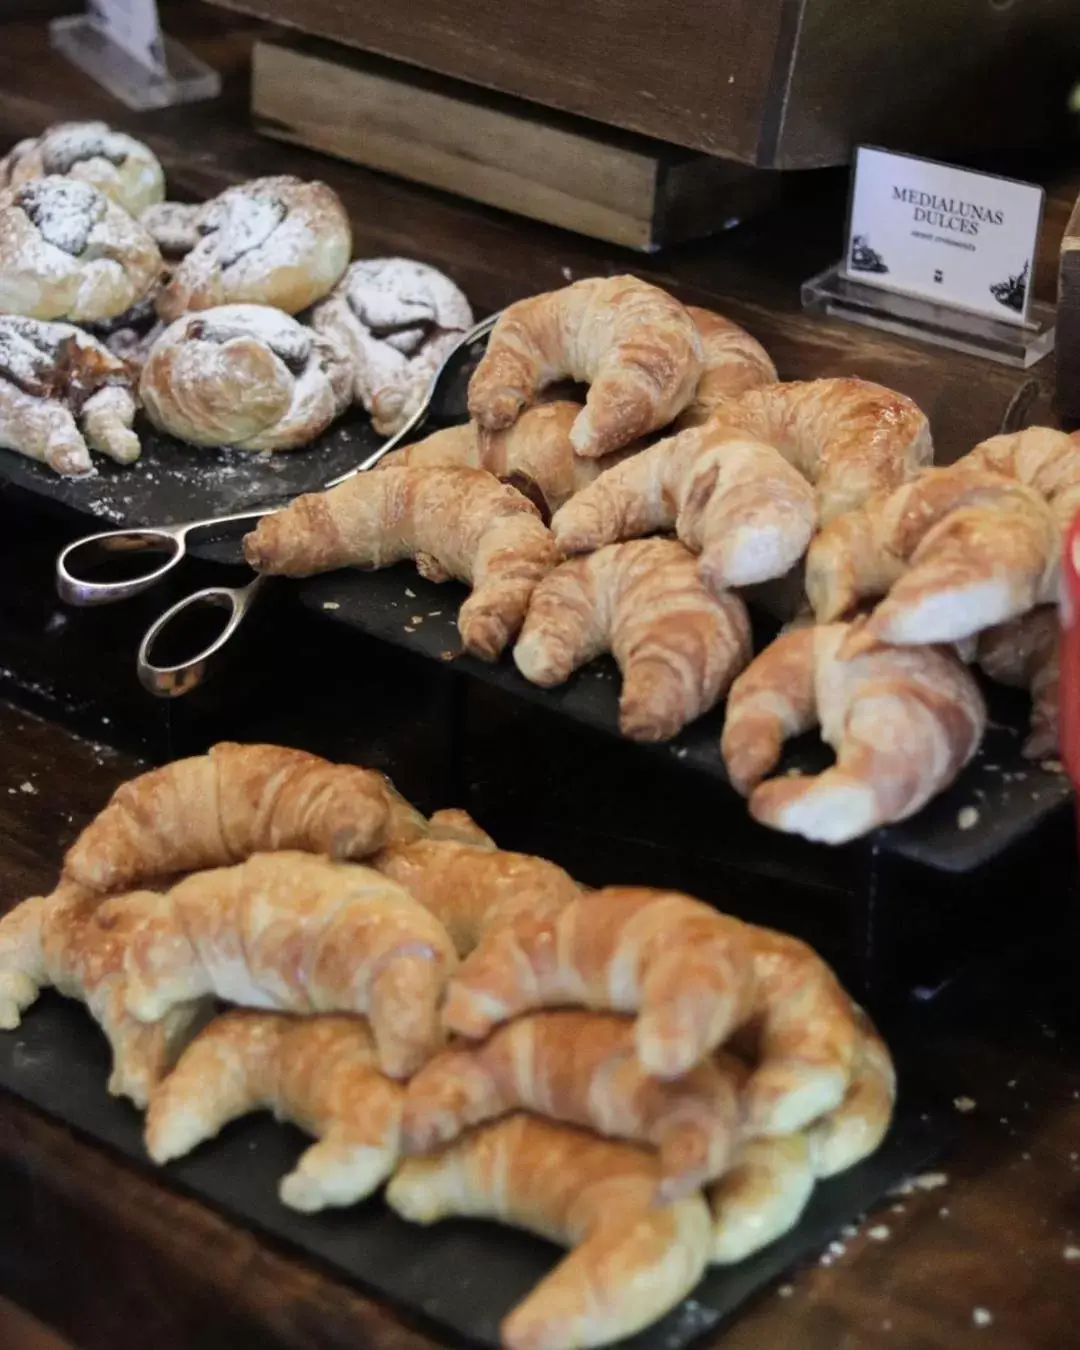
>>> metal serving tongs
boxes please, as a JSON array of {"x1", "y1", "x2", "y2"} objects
[{"x1": 55, "y1": 312, "x2": 499, "y2": 698}]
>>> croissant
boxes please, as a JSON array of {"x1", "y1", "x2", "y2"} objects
[
  {"x1": 424, "y1": 807, "x2": 498, "y2": 849},
  {"x1": 156, "y1": 175, "x2": 352, "y2": 322},
  {"x1": 63, "y1": 741, "x2": 426, "y2": 895},
  {"x1": 467, "y1": 275, "x2": 703, "y2": 458},
  {"x1": 974, "y1": 606, "x2": 1059, "y2": 758},
  {"x1": 676, "y1": 307, "x2": 778, "y2": 428},
  {"x1": 711, "y1": 377, "x2": 933, "y2": 524},
  {"x1": 966, "y1": 426, "x2": 1080, "y2": 531},
  {"x1": 514, "y1": 539, "x2": 752, "y2": 741},
  {"x1": 402, "y1": 1011, "x2": 744, "y2": 1200},
  {"x1": 0, "y1": 121, "x2": 165, "y2": 220},
  {"x1": 145, "y1": 1010, "x2": 403, "y2": 1212},
  {"x1": 0, "y1": 316, "x2": 140, "y2": 474},
  {"x1": 721, "y1": 621, "x2": 986, "y2": 843},
  {"x1": 373, "y1": 837, "x2": 580, "y2": 956},
  {"x1": 379, "y1": 402, "x2": 626, "y2": 515},
  {"x1": 244, "y1": 466, "x2": 561, "y2": 661},
  {"x1": 549, "y1": 422, "x2": 816, "y2": 591},
  {"x1": 711, "y1": 1010, "x2": 896, "y2": 1262},
  {"x1": 140, "y1": 304, "x2": 354, "y2": 452},
  {"x1": 806, "y1": 463, "x2": 1059, "y2": 648},
  {"x1": 311, "y1": 257, "x2": 473, "y2": 435},
  {"x1": 0, "y1": 176, "x2": 162, "y2": 324},
  {"x1": 0, "y1": 885, "x2": 208, "y2": 1107},
  {"x1": 387, "y1": 1113, "x2": 712, "y2": 1350}
]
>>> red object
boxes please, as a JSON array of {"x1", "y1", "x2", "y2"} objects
[{"x1": 1060, "y1": 514, "x2": 1080, "y2": 823}]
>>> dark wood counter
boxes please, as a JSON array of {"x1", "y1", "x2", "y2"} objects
[{"x1": 1, "y1": 7, "x2": 1080, "y2": 1349}]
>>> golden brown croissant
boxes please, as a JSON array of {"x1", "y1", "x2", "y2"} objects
[
  {"x1": 402, "y1": 1012, "x2": 745, "y2": 1200},
  {"x1": 145, "y1": 1010, "x2": 403, "y2": 1212},
  {"x1": 379, "y1": 402, "x2": 627, "y2": 515},
  {"x1": 966, "y1": 426, "x2": 1080, "y2": 532},
  {"x1": 806, "y1": 462, "x2": 1059, "y2": 648},
  {"x1": 120, "y1": 852, "x2": 458, "y2": 1079},
  {"x1": 387, "y1": 1113, "x2": 712, "y2": 1350},
  {"x1": 711, "y1": 1009, "x2": 895, "y2": 1262},
  {"x1": 63, "y1": 741, "x2": 426, "y2": 895},
  {"x1": 974, "y1": 607, "x2": 1059, "y2": 759},
  {"x1": 721, "y1": 621, "x2": 986, "y2": 843},
  {"x1": 677, "y1": 306, "x2": 778, "y2": 428},
  {"x1": 550, "y1": 422, "x2": 816, "y2": 591},
  {"x1": 244, "y1": 466, "x2": 561, "y2": 661},
  {"x1": 712, "y1": 377, "x2": 933, "y2": 524},
  {"x1": 514, "y1": 539, "x2": 752, "y2": 741},
  {"x1": 0, "y1": 885, "x2": 209, "y2": 1107},
  {"x1": 373, "y1": 836, "x2": 580, "y2": 956},
  {"x1": 467, "y1": 275, "x2": 703, "y2": 458}
]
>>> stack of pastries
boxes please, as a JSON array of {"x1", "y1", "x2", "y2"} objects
[
  {"x1": 242, "y1": 272, "x2": 1067, "y2": 844},
  {"x1": 0, "y1": 742, "x2": 895, "y2": 1349},
  {"x1": 0, "y1": 119, "x2": 475, "y2": 472}
]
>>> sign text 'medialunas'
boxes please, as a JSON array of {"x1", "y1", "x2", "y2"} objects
[{"x1": 892, "y1": 186, "x2": 1005, "y2": 236}]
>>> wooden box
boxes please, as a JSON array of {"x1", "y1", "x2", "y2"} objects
[
  {"x1": 210, "y1": 0, "x2": 1080, "y2": 169},
  {"x1": 1058, "y1": 192, "x2": 1080, "y2": 424},
  {"x1": 251, "y1": 38, "x2": 781, "y2": 251}
]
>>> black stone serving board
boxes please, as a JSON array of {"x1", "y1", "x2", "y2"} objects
[
  {"x1": 296, "y1": 565, "x2": 1072, "y2": 875},
  {"x1": 0, "y1": 992, "x2": 943, "y2": 1350}
]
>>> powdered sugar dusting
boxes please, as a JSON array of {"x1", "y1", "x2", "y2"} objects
[
  {"x1": 16, "y1": 178, "x2": 101, "y2": 255},
  {"x1": 42, "y1": 122, "x2": 132, "y2": 174},
  {"x1": 203, "y1": 189, "x2": 287, "y2": 269},
  {"x1": 182, "y1": 304, "x2": 312, "y2": 372}
]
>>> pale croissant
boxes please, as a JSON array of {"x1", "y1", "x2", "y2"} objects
[
  {"x1": 514, "y1": 539, "x2": 752, "y2": 741},
  {"x1": 387, "y1": 1113, "x2": 712, "y2": 1350},
  {"x1": 676, "y1": 306, "x2": 778, "y2": 428},
  {"x1": 712, "y1": 377, "x2": 933, "y2": 524},
  {"x1": 806, "y1": 462, "x2": 1059, "y2": 648},
  {"x1": 403, "y1": 1012, "x2": 745, "y2": 1199},
  {"x1": 974, "y1": 606, "x2": 1059, "y2": 759},
  {"x1": 444, "y1": 886, "x2": 861, "y2": 1131},
  {"x1": 373, "y1": 836, "x2": 580, "y2": 956},
  {"x1": 119, "y1": 852, "x2": 458, "y2": 1078},
  {"x1": 550, "y1": 422, "x2": 816, "y2": 591},
  {"x1": 0, "y1": 884, "x2": 208, "y2": 1107},
  {"x1": 145, "y1": 1010, "x2": 403, "y2": 1212},
  {"x1": 379, "y1": 403, "x2": 625, "y2": 515},
  {"x1": 63, "y1": 741, "x2": 427, "y2": 895},
  {"x1": 721, "y1": 621, "x2": 986, "y2": 843},
  {"x1": 468, "y1": 275, "x2": 703, "y2": 458},
  {"x1": 244, "y1": 466, "x2": 561, "y2": 661},
  {"x1": 966, "y1": 426, "x2": 1080, "y2": 531},
  {"x1": 711, "y1": 1010, "x2": 896, "y2": 1263}
]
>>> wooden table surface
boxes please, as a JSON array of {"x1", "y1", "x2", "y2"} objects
[{"x1": 1, "y1": 6, "x2": 1080, "y2": 1350}]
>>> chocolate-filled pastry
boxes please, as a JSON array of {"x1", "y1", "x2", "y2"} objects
[
  {"x1": 312, "y1": 258, "x2": 473, "y2": 435},
  {"x1": 139, "y1": 304, "x2": 353, "y2": 451},
  {"x1": 0, "y1": 176, "x2": 162, "y2": 324},
  {"x1": 0, "y1": 121, "x2": 166, "y2": 219},
  {"x1": 0, "y1": 315, "x2": 140, "y2": 474},
  {"x1": 156, "y1": 175, "x2": 351, "y2": 322}
]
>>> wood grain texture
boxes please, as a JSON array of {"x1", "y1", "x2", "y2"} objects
[
  {"x1": 1056, "y1": 191, "x2": 1080, "y2": 424},
  {"x1": 207, "y1": 0, "x2": 1080, "y2": 167}
]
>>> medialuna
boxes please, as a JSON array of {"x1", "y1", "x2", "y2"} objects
[{"x1": 893, "y1": 186, "x2": 1004, "y2": 235}]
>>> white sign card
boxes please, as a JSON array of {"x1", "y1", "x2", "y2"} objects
[
  {"x1": 844, "y1": 146, "x2": 1044, "y2": 326},
  {"x1": 88, "y1": 0, "x2": 167, "y2": 74}
]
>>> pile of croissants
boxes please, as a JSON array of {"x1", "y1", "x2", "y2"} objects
[
  {"x1": 0, "y1": 118, "x2": 474, "y2": 472},
  {"x1": 241, "y1": 273, "x2": 1069, "y2": 844},
  {"x1": 0, "y1": 742, "x2": 894, "y2": 1349}
]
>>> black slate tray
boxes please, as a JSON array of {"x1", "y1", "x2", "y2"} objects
[
  {"x1": 296, "y1": 564, "x2": 1072, "y2": 875},
  {"x1": 0, "y1": 993, "x2": 943, "y2": 1350}
]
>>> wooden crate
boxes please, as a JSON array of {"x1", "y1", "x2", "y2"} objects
[
  {"x1": 213, "y1": 0, "x2": 1080, "y2": 168},
  {"x1": 251, "y1": 38, "x2": 781, "y2": 251}
]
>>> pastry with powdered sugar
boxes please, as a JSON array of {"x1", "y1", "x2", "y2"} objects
[
  {"x1": 0, "y1": 177, "x2": 162, "y2": 324},
  {"x1": 139, "y1": 303, "x2": 353, "y2": 452},
  {"x1": 0, "y1": 315, "x2": 141, "y2": 475},
  {"x1": 155, "y1": 176, "x2": 351, "y2": 323},
  {"x1": 0, "y1": 121, "x2": 165, "y2": 220},
  {"x1": 312, "y1": 258, "x2": 473, "y2": 436}
]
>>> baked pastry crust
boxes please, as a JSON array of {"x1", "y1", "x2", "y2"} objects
[
  {"x1": 0, "y1": 121, "x2": 165, "y2": 219},
  {"x1": 0, "y1": 176, "x2": 162, "y2": 323},
  {"x1": 139, "y1": 304, "x2": 353, "y2": 451},
  {"x1": 155, "y1": 175, "x2": 351, "y2": 321}
]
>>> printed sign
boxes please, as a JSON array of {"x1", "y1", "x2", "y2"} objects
[
  {"x1": 88, "y1": 0, "x2": 166, "y2": 73},
  {"x1": 844, "y1": 146, "x2": 1044, "y2": 325}
]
